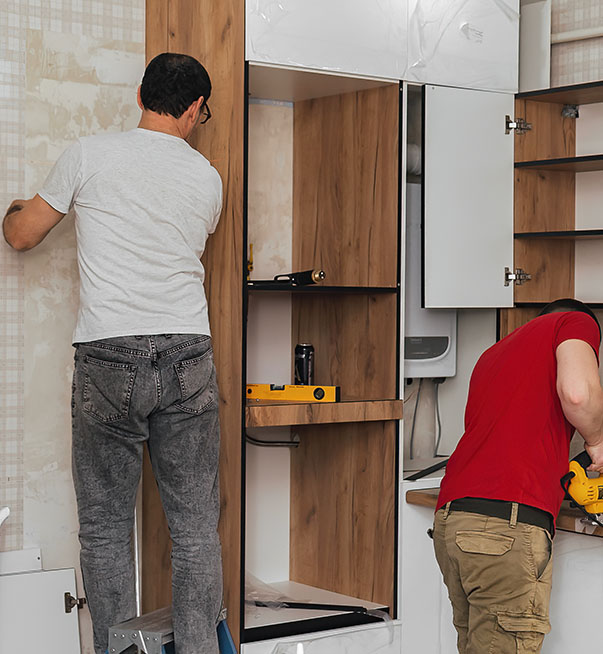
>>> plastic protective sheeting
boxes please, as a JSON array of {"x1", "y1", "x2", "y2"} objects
[
  {"x1": 406, "y1": 0, "x2": 519, "y2": 92},
  {"x1": 246, "y1": 0, "x2": 408, "y2": 81},
  {"x1": 268, "y1": 620, "x2": 403, "y2": 654}
]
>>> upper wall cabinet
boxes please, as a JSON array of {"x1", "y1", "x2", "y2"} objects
[
  {"x1": 246, "y1": 0, "x2": 408, "y2": 80},
  {"x1": 406, "y1": 0, "x2": 520, "y2": 92}
]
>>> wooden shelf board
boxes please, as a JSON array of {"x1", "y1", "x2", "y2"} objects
[
  {"x1": 247, "y1": 282, "x2": 398, "y2": 294},
  {"x1": 515, "y1": 154, "x2": 603, "y2": 172},
  {"x1": 514, "y1": 229, "x2": 603, "y2": 240},
  {"x1": 517, "y1": 80, "x2": 603, "y2": 105},
  {"x1": 245, "y1": 399, "x2": 403, "y2": 428},
  {"x1": 405, "y1": 488, "x2": 603, "y2": 538}
]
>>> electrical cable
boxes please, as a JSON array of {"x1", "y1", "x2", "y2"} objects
[
  {"x1": 408, "y1": 378, "x2": 423, "y2": 459},
  {"x1": 433, "y1": 380, "x2": 443, "y2": 457},
  {"x1": 245, "y1": 433, "x2": 300, "y2": 448}
]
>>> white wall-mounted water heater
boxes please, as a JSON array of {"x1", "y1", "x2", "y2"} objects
[{"x1": 404, "y1": 182, "x2": 457, "y2": 378}]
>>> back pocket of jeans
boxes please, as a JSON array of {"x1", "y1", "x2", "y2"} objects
[
  {"x1": 174, "y1": 349, "x2": 216, "y2": 414},
  {"x1": 83, "y1": 355, "x2": 137, "y2": 423},
  {"x1": 455, "y1": 531, "x2": 515, "y2": 555}
]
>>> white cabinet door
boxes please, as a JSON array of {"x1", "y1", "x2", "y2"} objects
[
  {"x1": 246, "y1": 0, "x2": 407, "y2": 81},
  {"x1": 406, "y1": 0, "x2": 520, "y2": 92},
  {"x1": 0, "y1": 568, "x2": 81, "y2": 654},
  {"x1": 423, "y1": 85, "x2": 514, "y2": 308}
]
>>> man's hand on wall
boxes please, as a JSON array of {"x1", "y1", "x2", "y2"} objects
[{"x1": 2, "y1": 195, "x2": 65, "y2": 251}]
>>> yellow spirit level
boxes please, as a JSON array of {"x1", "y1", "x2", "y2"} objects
[{"x1": 246, "y1": 383, "x2": 340, "y2": 402}]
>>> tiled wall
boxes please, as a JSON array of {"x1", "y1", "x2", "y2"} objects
[
  {"x1": 1, "y1": 2, "x2": 144, "y2": 650},
  {"x1": 552, "y1": 0, "x2": 603, "y2": 85},
  {"x1": 1, "y1": 0, "x2": 144, "y2": 557}
]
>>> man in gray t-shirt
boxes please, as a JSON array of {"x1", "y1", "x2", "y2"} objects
[{"x1": 3, "y1": 53, "x2": 223, "y2": 654}]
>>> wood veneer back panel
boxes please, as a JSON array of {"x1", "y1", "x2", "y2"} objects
[
  {"x1": 514, "y1": 99, "x2": 576, "y2": 162},
  {"x1": 290, "y1": 421, "x2": 396, "y2": 610},
  {"x1": 142, "y1": 0, "x2": 244, "y2": 643},
  {"x1": 513, "y1": 239, "x2": 574, "y2": 303},
  {"x1": 498, "y1": 307, "x2": 541, "y2": 339},
  {"x1": 292, "y1": 85, "x2": 399, "y2": 287},
  {"x1": 291, "y1": 293, "x2": 398, "y2": 401},
  {"x1": 514, "y1": 169, "x2": 575, "y2": 233}
]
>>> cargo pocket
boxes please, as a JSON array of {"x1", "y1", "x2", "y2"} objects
[
  {"x1": 174, "y1": 349, "x2": 216, "y2": 414},
  {"x1": 455, "y1": 531, "x2": 515, "y2": 555},
  {"x1": 83, "y1": 356, "x2": 137, "y2": 424},
  {"x1": 492, "y1": 612, "x2": 550, "y2": 654}
]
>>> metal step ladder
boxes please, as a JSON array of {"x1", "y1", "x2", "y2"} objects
[{"x1": 108, "y1": 606, "x2": 236, "y2": 654}]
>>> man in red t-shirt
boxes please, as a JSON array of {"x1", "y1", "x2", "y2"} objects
[{"x1": 433, "y1": 298, "x2": 603, "y2": 654}]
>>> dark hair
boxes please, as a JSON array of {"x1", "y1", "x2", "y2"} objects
[
  {"x1": 538, "y1": 298, "x2": 601, "y2": 341},
  {"x1": 140, "y1": 53, "x2": 211, "y2": 119}
]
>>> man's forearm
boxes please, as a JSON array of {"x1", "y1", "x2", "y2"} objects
[
  {"x1": 3, "y1": 196, "x2": 65, "y2": 251},
  {"x1": 3, "y1": 199, "x2": 28, "y2": 248}
]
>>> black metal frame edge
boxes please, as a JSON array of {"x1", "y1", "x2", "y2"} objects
[
  {"x1": 516, "y1": 302, "x2": 603, "y2": 308},
  {"x1": 515, "y1": 154, "x2": 603, "y2": 169},
  {"x1": 514, "y1": 229, "x2": 603, "y2": 239},
  {"x1": 392, "y1": 80, "x2": 404, "y2": 621},
  {"x1": 241, "y1": 611, "x2": 386, "y2": 643},
  {"x1": 239, "y1": 60, "x2": 250, "y2": 642},
  {"x1": 420, "y1": 84, "x2": 426, "y2": 310},
  {"x1": 516, "y1": 79, "x2": 603, "y2": 101},
  {"x1": 246, "y1": 283, "x2": 397, "y2": 293}
]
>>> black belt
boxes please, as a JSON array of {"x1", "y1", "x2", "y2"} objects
[{"x1": 448, "y1": 497, "x2": 554, "y2": 537}]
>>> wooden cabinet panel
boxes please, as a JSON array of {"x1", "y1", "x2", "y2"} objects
[
  {"x1": 514, "y1": 169, "x2": 575, "y2": 233},
  {"x1": 292, "y1": 85, "x2": 399, "y2": 288},
  {"x1": 143, "y1": 0, "x2": 244, "y2": 643},
  {"x1": 498, "y1": 307, "x2": 540, "y2": 339},
  {"x1": 290, "y1": 421, "x2": 396, "y2": 610},
  {"x1": 514, "y1": 239, "x2": 574, "y2": 303},
  {"x1": 514, "y1": 99, "x2": 575, "y2": 163},
  {"x1": 292, "y1": 294, "x2": 398, "y2": 401}
]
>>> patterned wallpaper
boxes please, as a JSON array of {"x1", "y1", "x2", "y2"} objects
[
  {"x1": 552, "y1": 0, "x2": 603, "y2": 85},
  {"x1": 0, "y1": 0, "x2": 144, "y2": 553}
]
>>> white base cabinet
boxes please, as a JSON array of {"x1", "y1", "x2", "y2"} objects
[
  {"x1": 0, "y1": 568, "x2": 81, "y2": 654},
  {"x1": 241, "y1": 620, "x2": 403, "y2": 654}
]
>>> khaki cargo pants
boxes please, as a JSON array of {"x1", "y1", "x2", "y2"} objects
[{"x1": 432, "y1": 506, "x2": 553, "y2": 654}]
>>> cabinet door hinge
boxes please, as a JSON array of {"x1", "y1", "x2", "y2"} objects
[
  {"x1": 505, "y1": 115, "x2": 532, "y2": 135},
  {"x1": 64, "y1": 591, "x2": 87, "y2": 613},
  {"x1": 504, "y1": 267, "x2": 532, "y2": 287}
]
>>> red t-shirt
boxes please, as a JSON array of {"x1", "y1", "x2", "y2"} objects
[{"x1": 437, "y1": 311, "x2": 600, "y2": 520}]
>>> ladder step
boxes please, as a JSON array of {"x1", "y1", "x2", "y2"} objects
[{"x1": 108, "y1": 607, "x2": 235, "y2": 654}]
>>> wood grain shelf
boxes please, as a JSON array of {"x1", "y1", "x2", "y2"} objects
[
  {"x1": 515, "y1": 154, "x2": 603, "y2": 172},
  {"x1": 245, "y1": 399, "x2": 403, "y2": 428},
  {"x1": 515, "y1": 229, "x2": 603, "y2": 240},
  {"x1": 247, "y1": 282, "x2": 398, "y2": 294},
  {"x1": 405, "y1": 488, "x2": 603, "y2": 538},
  {"x1": 516, "y1": 80, "x2": 603, "y2": 105}
]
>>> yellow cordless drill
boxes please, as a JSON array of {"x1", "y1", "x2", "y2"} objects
[{"x1": 561, "y1": 451, "x2": 603, "y2": 526}]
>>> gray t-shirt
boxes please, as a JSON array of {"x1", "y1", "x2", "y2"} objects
[{"x1": 39, "y1": 128, "x2": 222, "y2": 343}]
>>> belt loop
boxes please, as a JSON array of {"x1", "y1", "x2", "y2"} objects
[
  {"x1": 443, "y1": 502, "x2": 451, "y2": 519},
  {"x1": 510, "y1": 502, "x2": 519, "y2": 529}
]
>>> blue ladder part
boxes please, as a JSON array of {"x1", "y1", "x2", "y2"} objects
[{"x1": 217, "y1": 618, "x2": 237, "y2": 654}]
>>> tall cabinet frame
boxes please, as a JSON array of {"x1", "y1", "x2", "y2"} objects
[{"x1": 142, "y1": 1, "x2": 403, "y2": 648}]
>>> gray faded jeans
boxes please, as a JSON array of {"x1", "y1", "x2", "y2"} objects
[{"x1": 71, "y1": 334, "x2": 222, "y2": 654}]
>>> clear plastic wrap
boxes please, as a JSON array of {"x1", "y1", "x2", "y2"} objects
[
  {"x1": 246, "y1": 0, "x2": 407, "y2": 80},
  {"x1": 267, "y1": 619, "x2": 403, "y2": 654},
  {"x1": 406, "y1": 0, "x2": 519, "y2": 92}
]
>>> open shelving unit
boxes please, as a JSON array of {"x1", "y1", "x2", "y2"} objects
[
  {"x1": 499, "y1": 79, "x2": 603, "y2": 334},
  {"x1": 242, "y1": 63, "x2": 402, "y2": 643}
]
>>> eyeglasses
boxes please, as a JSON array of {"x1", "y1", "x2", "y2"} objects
[{"x1": 199, "y1": 102, "x2": 211, "y2": 125}]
